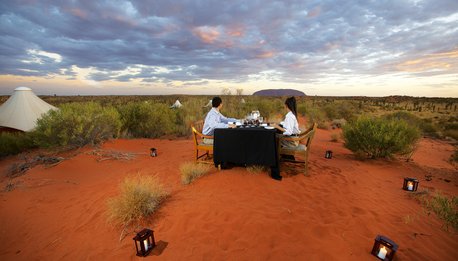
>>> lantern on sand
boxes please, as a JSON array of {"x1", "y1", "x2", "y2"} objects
[{"x1": 133, "y1": 228, "x2": 156, "y2": 257}]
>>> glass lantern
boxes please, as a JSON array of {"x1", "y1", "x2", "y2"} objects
[
  {"x1": 371, "y1": 235, "x2": 398, "y2": 261},
  {"x1": 133, "y1": 228, "x2": 156, "y2": 257},
  {"x1": 402, "y1": 177, "x2": 419, "y2": 192}
]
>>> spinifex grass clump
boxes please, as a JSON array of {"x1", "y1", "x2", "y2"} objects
[
  {"x1": 246, "y1": 165, "x2": 267, "y2": 174},
  {"x1": 410, "y1": 190, "x2": 458, "y2": 231},
  {"x1": 180, "y1": 162, "x2": 211, "y2": 184},
  {"x1": 427, "y1": 193, "x2": 458, "y2": 231},
  {"x1": 107, "y1": 175, "x2": 169, "y2": 228},
  {"x1": 343, "y1": 116, "x2": 421, "y2": 159}
]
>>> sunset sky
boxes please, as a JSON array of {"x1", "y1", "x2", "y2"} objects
[{"x1": 1, "y1": 0, "x2": 457, "y2": 97}]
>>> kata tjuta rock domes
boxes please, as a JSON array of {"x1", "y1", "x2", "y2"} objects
[{"x1": 0, "y1": 87, "x2": 58, "y2": 132}]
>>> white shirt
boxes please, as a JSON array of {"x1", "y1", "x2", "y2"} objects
[
  {"x1": 202, "y1": 108, "x2": 237, "y2": 135},
  {"x1": 282, "y1": 111, "x2": 300, "y2": 136}
]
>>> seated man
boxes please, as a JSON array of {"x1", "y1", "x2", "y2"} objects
[{"x1": 202, "y1": 96, "x2": 236, "y2": 144}]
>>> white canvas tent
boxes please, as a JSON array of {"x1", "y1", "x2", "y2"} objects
[
  {"x1": 203, "y1": 99, "x2": 212, "y2": 107},
  {"x1": 0, "y1": 87, "x2": 57, "y2": 132},
  {"x1": 170, "y1": 99, "x2": 183, "y2": 108}
]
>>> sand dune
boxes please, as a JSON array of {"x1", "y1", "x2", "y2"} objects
[{"x1": 0, "y1": 129, "x2": 457, "y2": 260}]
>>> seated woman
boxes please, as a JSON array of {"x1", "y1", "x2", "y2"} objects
[
  {"x1": 272, "y1": 96, "x2": 301, "y2": 148},
  {"x1": 202, "y1": 96, "x2": 236, "y2": 144}
]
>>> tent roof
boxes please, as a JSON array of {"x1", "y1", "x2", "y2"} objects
[
  {"x1": 15, "y1": 86, "x2": 32, "y2": 91},
  {"x1": 0, "y1": 87, "x2": 57, "y2": 132},
  {"x1": 170, "y1": 100, "x2": 183, "y2": 108}
]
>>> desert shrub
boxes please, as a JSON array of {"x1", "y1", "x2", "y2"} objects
[
  {"x1": 180, "y1": 162, "x2": 211, "y2": 184},
  {"x1": 343, "y1": 116, "x2": 421, "y2": 159},
  {"x1": 0, "y1": 132, "x2": 36, "y2": 157},
  {"x1": 384, "y1": 111, "x2": 440, "y2": 137},
  {"x1": 297, "y1": 103, "x2": 307, "y2": 116},
  {"x1": 32, "y1": 102, "x2": 121, "y2": 148},
  {"x1": 174, "y1": 98, "x2": 208, "y2": 137},
  {"x1": 118, "y1": 102, "x2": 176, "y2": 138},
  {"x1": 420, "y1": 120, "x2": 440, "y2": 138},
  {"x1": 323, "y1": 103, "x2": 339, "y2": 120},
  {"x1": 443, "y1": 129, "x2": 458, "y2": 140},
  {"x1": 442, "y1": 122, "x2": 458, "y2": 140},
  {"x1": 384, "y1": 111, "x2": 421, "y2": 125},
  {"x1": 107, "y1": 175, "x2": 169, "y2": 227},
  {"x1": 450, "y1": 149, "x2": 458, "y2": 163},
  {"x1": 306, "y1": 107, "x2": 327, "y2": 127}
]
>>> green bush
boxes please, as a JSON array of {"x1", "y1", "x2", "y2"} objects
[
  {"x1": 0, "y1": 132, "x2": 35, "y2": 157},
  {"x1": 32, "y1": 102, "x2": 121, "y2": 147},
  {"x1": 343, "y1": 116, "x2": 421, "y2": 159},
  {"x1": 297, "y1": 103, "x2": 307, "y2": 116},
  {"x1": 306, "y1": 107, "x2": 327, "y2": 128},
  {"x1": 384, "y1": 111, "x2": 439, "y2": 137},
  {"x1": 174, "y1": 99, "x2": 208, "y2": 137},
  {"x1": 118, "y1": 102, "x2": 176, "y2": 138}
]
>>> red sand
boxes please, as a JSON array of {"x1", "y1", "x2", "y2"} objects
[{"x1": 0, "y1": 130, "x2": 457, "y2": 260}]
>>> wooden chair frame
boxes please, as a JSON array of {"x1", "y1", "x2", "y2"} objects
[
  {"x1": 191, "y1": 120, "x2": 214, "y2": 163},
  {"x1": 279, "y1": 122, "x2": 317, "y2": 175}
]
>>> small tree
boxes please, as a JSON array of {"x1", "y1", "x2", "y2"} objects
[{"x1": 221, "y1": 87, "x2": 232, "y2": 95}]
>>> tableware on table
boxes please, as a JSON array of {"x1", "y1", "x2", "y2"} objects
[
  {"x1": 264, "y1": 126, "x2": 274, "y2": 129},
  {"x1": 235, "y1": 121, "x2": 242, "y2": 126},
  {"x1": 260, "y1": 123, "x2": 268, "y2": 127},
  {"x1": 251, "y1": 110, "x2": 260, "y2": 120}
]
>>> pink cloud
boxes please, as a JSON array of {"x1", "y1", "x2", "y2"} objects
[
  {"x1": 192, "y1": 26, "x2": 220, "y2": 44},
  {"x1": 68, "y1": 8, "x2": 88, "y2": 19},
  {"x1": 256, "y1": 51, "x2": 275, "y2": 59},
  {"x1": 307, "y1": 6, "x2": 321, "y2": 18}
]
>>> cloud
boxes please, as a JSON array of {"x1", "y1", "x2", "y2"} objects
[{"x1": 0, "y1": 0, "x2": 457, "y2": 93}]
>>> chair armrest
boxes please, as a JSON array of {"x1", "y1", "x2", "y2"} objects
[{"x1": 201, "y1": 135, "x2": 214, "y2": 139}]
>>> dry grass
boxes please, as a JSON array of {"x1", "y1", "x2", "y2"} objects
[
  {"x1": 246, "y1": 165, "x2": 267, "y2": 174},
  {"x1": 409, "y1": 189, "x2": 458, "y2": 231},
  {"x1": 107, "y1": 175, "x2": 169, "y2": 228},
  {"x1": 180, "y1": 162, "x2": 211, "y2": 184}
]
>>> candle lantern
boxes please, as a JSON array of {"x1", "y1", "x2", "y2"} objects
[
  {"x1": 150, "y1": 148, "x2": 158, "y2": 157},
  {"x1": 371, "y1": 235, "x2": 398, "y2": 261},
  {"x1": 325, "y1": 150, "x2": 333, "y2": 159},
  {"x1": 133, "y1": 228, "x2": 156, "y2": 257},
  {"x1": 402, "y1": 177, "x2": 419, "y2": 192}
]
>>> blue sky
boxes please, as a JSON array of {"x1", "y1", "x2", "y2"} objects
[{"x1": 1, "y1": 0, "x2": 457, "y2": 96}]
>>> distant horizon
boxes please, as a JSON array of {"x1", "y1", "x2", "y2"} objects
[
  {"x1": 1, "y1": 1, "x2": 457, "y2": 98},
  {"x1": 1, "y1": 86, "x2": 457, "y2": 99}
]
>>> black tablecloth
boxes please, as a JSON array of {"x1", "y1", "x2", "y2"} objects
[{"x1": 213, "y1": 127, "x2": 279, "y2": 171}]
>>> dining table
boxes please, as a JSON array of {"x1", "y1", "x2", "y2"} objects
[{"x1": 213, "y1": 125, "x2": 281, "y2": 179}]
